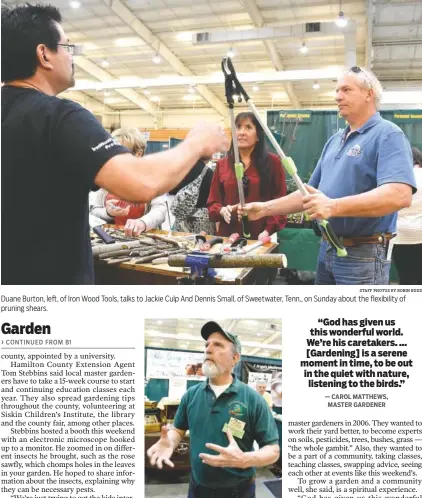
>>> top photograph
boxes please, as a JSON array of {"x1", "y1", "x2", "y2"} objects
[{"x1": 2, "y1": 0, "x2": 421, "y2": 286}]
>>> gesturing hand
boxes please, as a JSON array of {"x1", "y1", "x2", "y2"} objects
[
  {"x1": 187, "y1": 122, "x2": 229, "y2": 156},
  {"x1": 146, "y1": 425, "x2": 175, "y2": 469},
  {"x1": 199, "y1": 428, "x2": 246, "y2": 469}
]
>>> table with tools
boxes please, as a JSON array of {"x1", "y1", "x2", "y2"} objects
[{"x1": 92, "y1": 226, "x2": 284, "y2": 285}]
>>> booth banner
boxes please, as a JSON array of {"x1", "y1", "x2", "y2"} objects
[
  {"x1": 244, "y1": 361, "x2": 283, "y2": 373},
  {"x1": 279, "y1": 111, "x2": 313, "y2": 122},
  {"x1": 248, "y1": 372, "x2": 273, "y2": 390},
  {"x1": 241, "y1": 360, "x2": 282, "y2": 386},
  {"x1": 146, "y1": 348, "x2": 205, "y2": 379},
  {"x1": 393, "y1": 111, "x2": 422, "y2": 122}
]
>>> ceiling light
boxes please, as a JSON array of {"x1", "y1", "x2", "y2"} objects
[
  {"x1": 189, "y1": 324, "x2": 194, "y2": 328},
  {"x1": 227, "y1": 48, "x2": 235, "y2": 58},
  {"x1": 177, "y1": 32, "x2": 193, "y2": 41},
  {"x1": 150, "y1": 96, "x2": 160, "y2": 102},
  {"x1": 114, "y1": 38, "x2": 139, "y2": 47},
  {"x1": 188, "y1": 85, "x2": 196, "y2": 94},
  {"x1": 336, "y1": 11, "x2": 348, "y2": 28},
  {"x1": 252, "y1": 85, "x2": 259, "y2": 92},
  {"x1": 313, "y1": 81, "x2": 320, "y2": 89},
  {"x1": 183, "y1": 94, "x2": 196, "y2": 101},
  {"x1": 152, "y1": 53, "x2": 161, "y2": 64},
  {"x1": 70, "y1": 1, "x2": 81, "y2": 8},
  {"x1": 300, "y1": 42, "x2": 308, "y2": 54},
  {"x1": 101, "y1": 60, "x2": 109, "y2": 68},
  {"x1": 104, "y1": 90, "x2": 111, "y2": 97},
  {"x1": 157, "y1": 320, "x2": 163, "y2": 325},
  {"x1": 104, "y1": 97, "x2": 122, "y2": 104}
]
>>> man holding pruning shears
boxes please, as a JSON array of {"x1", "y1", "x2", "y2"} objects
[{"x1": 241, "y1": 67, "x2": 416, "y2": 285}]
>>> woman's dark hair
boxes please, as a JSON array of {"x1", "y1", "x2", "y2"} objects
[
  {"x1": 229, "y1": 111, "x2": 270, "y2": 197},
  {"x1": 411, "y1": 147, "x2": 422, "y2": 167},
  {"x1": 1, "y1": 3, "x2": 62, "y2": 82}
]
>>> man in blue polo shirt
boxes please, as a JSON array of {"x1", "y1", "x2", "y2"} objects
[
  {"x1": 146, "y1": 321, "x2": 280, "y2": 497},
  {"x1": 241, "y1": 67, "x2": 416, "y2": 285}
]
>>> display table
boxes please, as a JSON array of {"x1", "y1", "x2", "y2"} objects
[
  {"x1": 277, "y1": 227, "x2": 398, "y2": 281},
  {"x1": 94, "y1": 229, "x2": 279, "y2": 285}
]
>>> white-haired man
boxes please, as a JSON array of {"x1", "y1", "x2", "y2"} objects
[
  {"x1": 147, "y1": 321, "x2": 279, "y2": 498},
  {"x1": 255, "y1": 380, "x2": 273, "y2": 409},
  {"x1": 241, "y1": 67, "x2": 416, "y2": 285}
]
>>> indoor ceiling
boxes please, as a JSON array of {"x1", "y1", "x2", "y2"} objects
[
  {"x1": 4, "y1": 0, "x2": 422, "y2": 114},
  {"x1": 144, "y1": 318, "x2": 282, "y2": 358}
]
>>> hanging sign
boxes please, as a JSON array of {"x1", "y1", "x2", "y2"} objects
[
  {"x1": 279, "y1": 111, "x2": 313, "y2": 122},
  {"x1": 393, "y1": 111, "x2": 422, "y2": 122}
]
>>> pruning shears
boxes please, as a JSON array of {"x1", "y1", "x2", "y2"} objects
[{"x1": 221, "y1": 57, "x2": 347, "y2": 257}]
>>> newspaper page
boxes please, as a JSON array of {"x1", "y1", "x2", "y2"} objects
[{"x1": 1, "y1": 286, "x2": 421, "y2": 498}]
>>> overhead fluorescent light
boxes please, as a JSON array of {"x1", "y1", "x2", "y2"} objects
[
  {"x1": 114, "y1": 37, "x2": 139, "y2": 47},
  {"x1": 70, "y1": 1, "x2": 81, "y2": 8},
  {"x1": 313, "y1": 81, "x2": 320, "y2": 89},
  {"x1": 177, "y1": 32, "x2": 193, "y2": 41}
]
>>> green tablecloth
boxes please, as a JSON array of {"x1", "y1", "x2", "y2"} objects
[
  {"x1": 277, "y1": 228, "x2": 398, "y2": 281},
  {"x1": 277, "y1": 228, "x2": 320, "y2": 272}
]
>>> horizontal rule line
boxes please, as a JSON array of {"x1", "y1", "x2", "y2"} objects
[{"x1": 1, "y1": 347, "x2": 135, "y2": 350}]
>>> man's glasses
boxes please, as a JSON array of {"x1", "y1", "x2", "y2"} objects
[
  {"x1": 57, "y1": 43, "x2": 82, "y2": 56},
  {"x1": 350, "y1": 66, "x2": 372, "y2": 88}
]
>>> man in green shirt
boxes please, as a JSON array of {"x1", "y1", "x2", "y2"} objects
[{"x1": 147, "y1": 321, "x2": 280, "y2": 497}]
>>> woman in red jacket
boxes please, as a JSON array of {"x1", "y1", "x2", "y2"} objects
[{"x1": 207, "y1": 111, "x2": 287, "y2": 240}]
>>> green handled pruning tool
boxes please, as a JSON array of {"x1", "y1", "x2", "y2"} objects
[
  {"x1": 221, "y1": 57, "x2": 347, "y2": 257},
  {"x1": 222, "y1": 58, "x2": 251, "y2": 239}
]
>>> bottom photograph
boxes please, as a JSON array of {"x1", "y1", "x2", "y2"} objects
[{"x1": 144, "y1": 318, "x2": 282, "y2": 498}]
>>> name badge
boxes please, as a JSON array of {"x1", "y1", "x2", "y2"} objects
[{"x1": 223, "y1": 417, "x2": 246, "y2": 439}]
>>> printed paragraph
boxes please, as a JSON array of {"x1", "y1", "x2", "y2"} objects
[
  {"x1": 0, "y1": 351, "x2": 136, "y2": 498},
  {"x1": 287, "y1": 419, "x2": 422, "y2": 498}
]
